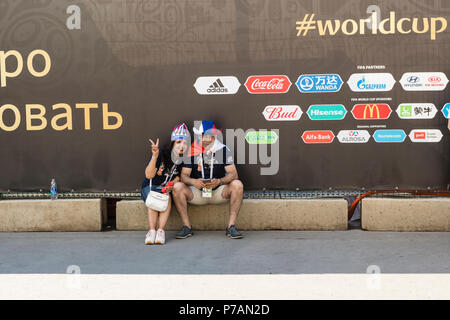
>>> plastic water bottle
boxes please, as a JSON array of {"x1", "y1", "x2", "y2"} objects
[{"x1": 50, "y1": 179, "x2": 58, "y2": 200}]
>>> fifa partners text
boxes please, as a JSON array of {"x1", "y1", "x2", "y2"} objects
[
  {"x1": 296, "y1": 12, "x2": 447, "y2": 40},
  {"x1": 0, "y1": 49, "x2": 123, "y2": 131}
]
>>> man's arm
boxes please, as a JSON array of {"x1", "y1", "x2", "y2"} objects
[
  {"x1": 181, "y1": 167, "x2": 206, "y2": 190},
  {"x1": 206, "y1": 164, "x2": 238, "y2": 189}
]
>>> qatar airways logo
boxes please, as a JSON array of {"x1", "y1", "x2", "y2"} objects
[
  {"x1": 245, "y1": 75, "x2": 292, "y2": 94},
  {"x1": 262, "y1": 105, "x2": 302, "y2": 121}
]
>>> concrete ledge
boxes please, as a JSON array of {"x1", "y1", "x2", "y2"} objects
[
  {"x1": 116, "y1": 199, "x2": 348, "y2": 231},
  {"x1": 362, "y1": 198, "x2": 450, "y2": 231},
  {"x1": 0, "y1": 199, "x2": 106, "y2": 232}
]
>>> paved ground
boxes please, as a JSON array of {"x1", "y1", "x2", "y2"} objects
[{"x1": 0, "y1": 230, "x2": 448, "y2": 274}]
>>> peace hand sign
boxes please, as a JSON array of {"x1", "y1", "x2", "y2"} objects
[{"x1": 149, "y1": 138, "x2": 160, "y2": 157}]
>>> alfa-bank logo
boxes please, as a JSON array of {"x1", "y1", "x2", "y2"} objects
[
  {"x1": 301, "y1": 130, "x2": 335, "y2": 144},
  {"x1": 194, "y1": 76, "x2": 241, "y2": 95},
  {"x1": 245, "y1": 75, "x2": 291, "y2": 94},
  {"x1": 347, "y1": 73, "x2": 396, "y2": 92},
  {"x1": 262, "y1": 105, "x2": 302, "y2": 121}
]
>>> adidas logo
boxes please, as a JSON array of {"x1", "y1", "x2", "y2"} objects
[{"x1": 207, "y1": 78, "x2": 228, "y2": 93}]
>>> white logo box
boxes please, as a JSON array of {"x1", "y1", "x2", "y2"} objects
[
  {"x1": 193, "y1": 76, "x2": 241, "y2": 95},
  {"x1": 409, "y1": 129, "x2": 443, "y2": 143},
  {"x1": 337, "y1": 130, "x2": 371, "y2": 143},
  {"x1": 347, "y1": 73, "x2": 396, "y2": 92},
  {"x1": 400, "y1": 72, "x2": 449, "y2": 91},
  {"x1": 396, "y1": 103, "x2": 438, "y2": 119},
  {"x1": 262, "y1": 105, "x2": 302, "y2": 121}
]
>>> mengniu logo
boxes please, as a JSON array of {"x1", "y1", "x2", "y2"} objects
[
  {"x1": 442, "y1": 103, "x2": 450, "y2": 118},
  {"x1": 301, "y1": 130, "x2": 335, "y2": 144},
  {"x1": 351, "y1": 104, "x2": 392, "y2": 120},
  {"x1": 306, "y1": 105, "x2": 347, "y2": 120},
  {"x1": 245, "y1": 130, "x2": 279, "y2": 144},
  {"x1": 194, "y1": 76, "x2": 241, "y2": 95},
  {"x1": 373, "y1": 130, "x2": 406, "y2": 143},
  {"x1": 396, "y1": 103, "x2": 437, "y2": 119},
  {"x1": 296, "y1": 74, "x2": 343, "y2": 93},
  {"x1": 244, "y1": 75, "x2": 291, "y2": 94}
]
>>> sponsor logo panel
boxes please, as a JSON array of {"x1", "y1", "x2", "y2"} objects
[
  {"x1": 245, "y1": 75, "x2": 291, "y2": 94},
  {"x1": 337, "y1": 130, "x2": 371, "y2": 143},
  {"x1": 262, "y1": 105, "x2": 302, "y2": 121},
  {"x1": 194, "y1": 76, "x2": 241, "y2": 95},
  {"x1": 245, "y1": 130, "x2": 279, "y2": 144},
  {"x1": 409, "y1": 129, "x2": 443, "y2": 143},
  {"x1": 347, "y1": 73, "x2": 395, "y2": 92},
  {"x1": 296, "y1": 74, "x2": 343, "y2": 93},
  {"x1": 301, "y1": 130, "x2": 335, "y2": 144},
  {"x1": 306, "y1": 104, "x2": 347, "y2": 120},
  {"x1": 351, "y1": 104, "x2": 392, "y2": 120},
  {"x1": 396, "y1": 103, "x2": 437, "y2": 119},
  {"x1": 442, "y1": 103, "x2": 450, "y2": 118},
  {"x1": 400, "y1": 72, "x2": 449, "y2": 91},
  {"x1": 373, "y1": 129, "x2": 406, "y2": 143}
]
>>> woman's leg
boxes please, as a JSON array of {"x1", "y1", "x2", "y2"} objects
[
  {"x1": 157, "y1": 197, "x2": 172, "y2": 230},
  {"x1": 148, "y1": 207, "x2": 158, "y2": 230}
]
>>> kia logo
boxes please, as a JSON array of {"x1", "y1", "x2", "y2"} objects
[
  {"x1": 407, "y1": 76, "x2": 419, "y2": 83},
  {"x1": 428, "y1": 76, "x2": 441, "y2": 83}
]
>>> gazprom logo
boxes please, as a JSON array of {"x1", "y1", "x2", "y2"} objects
[{"x1": 348, "y1": 73, "x2": 395, "y2": 92}]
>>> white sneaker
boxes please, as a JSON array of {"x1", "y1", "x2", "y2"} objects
[
  {"x1": 155, "y1": 229, "x2": 165, "y2": 245},
  {"x1": 145, "y1": 230, "x2": 156, "y2": 245}
]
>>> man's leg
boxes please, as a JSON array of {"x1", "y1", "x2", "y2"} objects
[
  {"x1": 222, "y1": 179, "x2": 244, "y2": 228},
  {"x1": 172, "y1": 182, "x2": 194, "y2": 228}
]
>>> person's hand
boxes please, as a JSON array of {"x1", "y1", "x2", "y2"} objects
[
  {"x1": 205, "y1": 178, "x2": 221, "y2": 189},
  {"x1": 149, "y1": 138, "x2": 160, "y2": 157},
  {"x1": 164, "y1": 181, "x2": 174, "y2": 193},
  {"x1": 192, "y1": 178, "x2": 206, "y2": 190}
]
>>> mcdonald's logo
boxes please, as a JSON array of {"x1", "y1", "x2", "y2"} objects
[{"x1": 351, "y1": 104, "x2": 392, "y2": 120}]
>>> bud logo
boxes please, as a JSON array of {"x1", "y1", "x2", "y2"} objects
[
  {"x1": 347, "y1": 73, "x2": 395, "y2": 92},
  {"x1": 337, "y1": 130, "x2": 371, "y2": 143},
  {"x1": 262, "y1": 105, "x2": 302, "y2": 121},
  {"x1": 442, "y1": 103, "x2": 450, "y2": 119},
  {"x1": 194, "y1": 76, "x2": 241, "y2": 95},
  {"x1": 373, "y1": 130, "x2": 406, "y2": 143},
  {"x1": 296, "y1": 74, "x2": 343, "y2": 93},
  {"x1": 409, "y1": 129, "x2": 443, "y2": 143},
  {"x1": 301, "y1": 130, "x2": 335, "y2": 144},
  {"x1": 306, "y1": 104, "x2": 347, "y2": 120},
  {"x1": 400, "y1": 72, "x2": 449, "y2": 91},
  {"x1": 396, "y1": 103, "x2": 437, "y2": 119},
  {"x1": 245, "y1": 75, "x2": 291, "y2": 94},
  {"x1": 351, "y1": 104, "x2": 392, "y2": 120}
]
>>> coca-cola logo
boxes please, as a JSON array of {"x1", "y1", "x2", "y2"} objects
[
  {"x1": 262, "y1": 105, "x2": 302, "y2": 121},
  {"x1": 245, "y1": 75, "x2": 292, "y2": 94}
]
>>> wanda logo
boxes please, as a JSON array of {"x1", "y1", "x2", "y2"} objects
[{"x1": 245, "y1": 75, "x2": 292, "y2": 94}]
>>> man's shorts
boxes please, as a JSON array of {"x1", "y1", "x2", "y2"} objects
[{"x1": 188, "y1": 185, "x2": 228, "y2": 205}]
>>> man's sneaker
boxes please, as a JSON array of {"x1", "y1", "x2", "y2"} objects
[
  {"x1": 176, "y1": 225, "x2": 193, "y2": 239},
  {"x1": 226, "y1": 225, "x2": 243, "y2": 239},
  {"x1": 155, "y1": 229, "x2": 166, "y2": 244},
  {"x1": 145, "y1": 230, "x2": 156, "y2": 245}
]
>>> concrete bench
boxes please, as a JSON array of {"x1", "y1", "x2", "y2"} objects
[
  {"x1": 0, "y1": 199, "x2": 106, "y2": 232},
  {"x1": 362, "y1": 198, "x2": 450, "y2": 231},
  {"x1": 116, "y1": 199, "x2": 348, "y2": 231}
]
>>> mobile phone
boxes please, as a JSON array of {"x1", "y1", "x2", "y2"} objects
[{"x1": 202, "y1": 179, "x2": 212, "y2": 183}]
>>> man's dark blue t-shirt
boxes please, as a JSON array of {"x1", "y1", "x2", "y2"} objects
[{"x1": 183, "y1": 145, "x2": 234, "y2": 180}]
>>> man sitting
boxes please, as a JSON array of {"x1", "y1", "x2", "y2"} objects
[{"x1": 172, "y1": 120, "x2": 244, "y2": 239}]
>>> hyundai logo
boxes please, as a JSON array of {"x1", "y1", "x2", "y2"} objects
[{"x1": 407, "y1": 76, "x2": 419, "y2": 83}]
